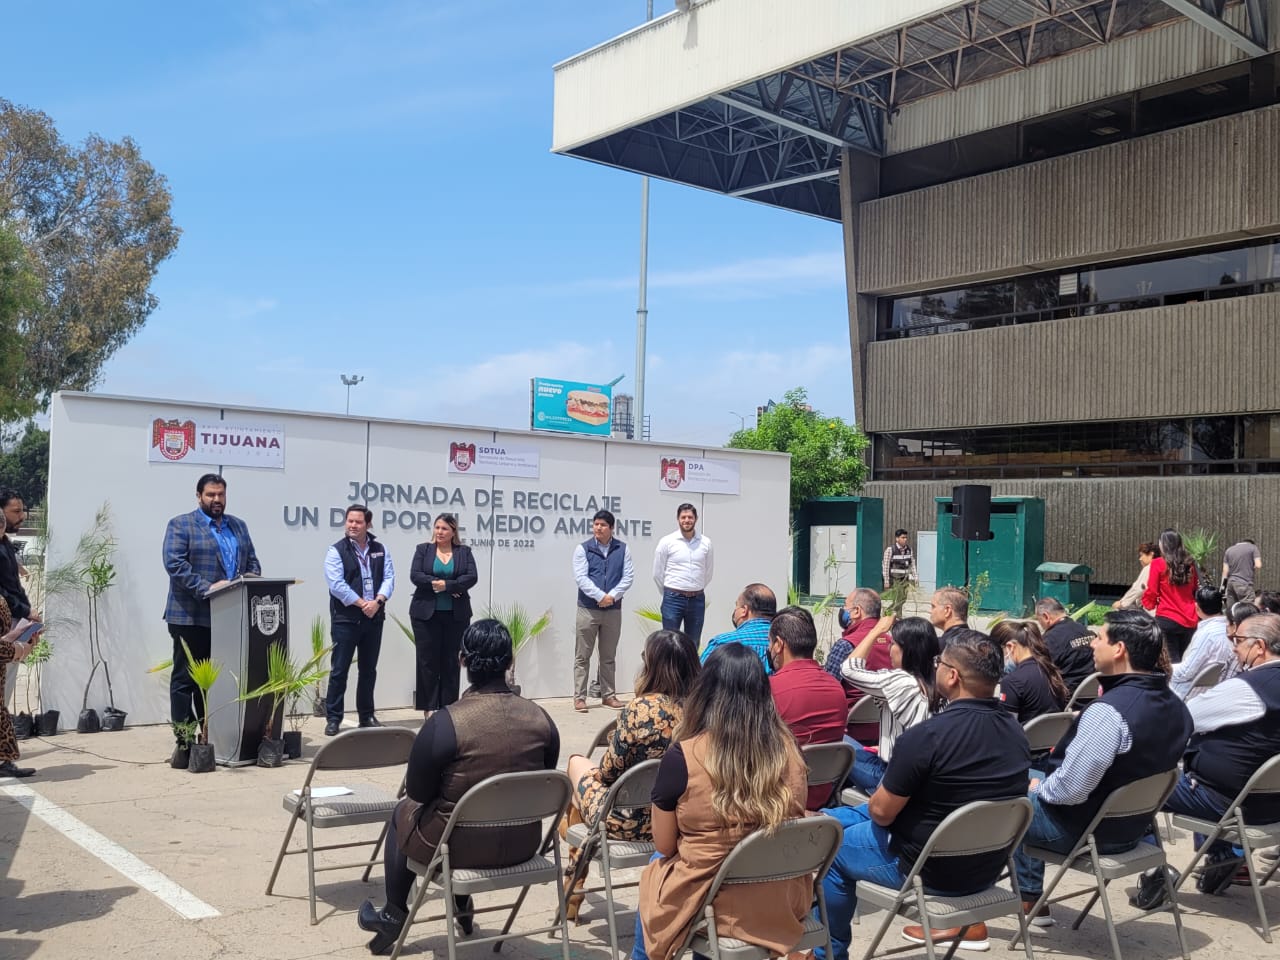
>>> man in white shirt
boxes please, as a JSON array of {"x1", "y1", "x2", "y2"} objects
[
  {"x1": 1169, "y1": 585, "x2": 1238, "y2": 699},
  {"x1": 651, "y1": 503, "x2": 713, "y2": 644}
]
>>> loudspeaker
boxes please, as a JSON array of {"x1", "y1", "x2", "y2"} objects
[{"x1": 951, "y1": 485, "x2": 992, "y2": 541}]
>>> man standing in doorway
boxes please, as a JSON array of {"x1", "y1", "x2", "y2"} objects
[
  {"x1": 882, "y1": 529, "x2": 917, "y2": 590},
  {"x1": 652, "y1": 502, "x2": 713, "y2": 645},
  {"x1": 1222, "y1": 538, "x2": 1262, "y2": 606},
  {"x1": 323, "y1": 505, "x2": 396, "y2": 735},
  {"x1": 162, "y1": 474, "x2": 261, "y2": 764},
  {"x1": 572, "y1": 509, "x2": 634, "y2": 713}
]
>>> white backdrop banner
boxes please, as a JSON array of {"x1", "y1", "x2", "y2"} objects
[
  {"x1": 148, "y1": 417, "x2": 285, "y2": 468},
  {"x1": 446, "y1": 437, "x2": 540, "y2": 478},
  {"x1": 657, "y1": 455, "x2": 741, "y2": 495}
]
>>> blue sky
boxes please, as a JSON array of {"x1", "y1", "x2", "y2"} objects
[{"x1": 3, "y1": 1, "x2": 853, "y2": 445}]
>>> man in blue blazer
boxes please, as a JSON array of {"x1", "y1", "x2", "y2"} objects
[{"x1": 162, "y1": 473, "x2": 260, "y2": 755}]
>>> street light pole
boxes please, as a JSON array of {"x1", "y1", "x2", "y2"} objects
[
  {"x1": 730, "y1": 411, "x2": 748, "y2": 431},
  {"x1": 634, "y1": 0, "x2": 654, "y2": 441},
  {"x1": 341, "y1": 374, "x2": 363, "y2": 415}
]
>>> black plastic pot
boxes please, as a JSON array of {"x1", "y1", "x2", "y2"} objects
[
  {"x1": 76, "y1": 708, "x2": 101, "y2": 733},
  {"x1": 170, "y1": 745, "x2": 191, "y2": 769},
  {"x1": 282, "y1": 730, "x2": 302, "y2": 759},
  {"x1": 188, "y1": 743, "x2": 216, "y2": 773},
  {"x1": 36, "y1": 710, "x2": 59, "y2": 736},
  {"x1": 13, "y1": 712, "x2": 33, "y2": 739},
  {"x1": 257, "y1": 738, "x2": 285, "y2": 768},
  {"x1": 101, "y1": 708, "x2": 127, "y2": 731}
]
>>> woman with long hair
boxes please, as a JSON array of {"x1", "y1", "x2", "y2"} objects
[
  {"x1": 562, "y1": 629, "x2": 700, "y2": 919},
  {"x1": 1142, "y1": 528, "x2": 1199, "y2": 660},
  {"x1": 408, "y1": 514, "x2": 478, "y2": 715},
  {"x1": 991, "y1": 619, "x2": 1068, "y2": 723},
  {"x1": 840, "y1": 615, "x2": 942, "y2": 793},
  {"x1": 634, "y1": 642, "x2": 810, "y2": 960}
]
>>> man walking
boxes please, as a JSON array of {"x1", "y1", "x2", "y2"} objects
[
  {"x1": 882, "y1": 529, "x2": 917, "y2": 590},
  {"x1": 572, "y1": 509, "x2": 633, "y2": 713},
  {"x1": 323, "y1": 505, "x2": 395, "y2": 735},
  {"x1": 1222, "y1": 538, "x2": 1262, "y2": 606},
  {"x1": 162, "y1": 474, "x2": 261, "y2": 763},
  {"x1": 652, "y1": 502, "x2": 713, "y2": 644}
]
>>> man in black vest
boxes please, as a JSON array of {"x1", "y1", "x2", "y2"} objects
[
  {"x1": 1013, "y1": 610, "x2": 1193, "y2": 922},
  {"x1": 1133, "y1": 611, "x2": 1280, "y2": 906},
  {"x1": 881, "y1": 529, "x2": 916, "y2": 590},
  {"x1": 1035, "y1": 597, "x2": 1096, "y2": 693},
  {"x1": 571, "y1": 509, "x2": 634, "y2": 713},
  {"x1": 323, "y1": 505, "x2": 396, "y2": 735}
]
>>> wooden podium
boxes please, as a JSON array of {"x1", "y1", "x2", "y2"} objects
[{"x1": 207, "y1": 576, "x2": 296, "y2": 766}]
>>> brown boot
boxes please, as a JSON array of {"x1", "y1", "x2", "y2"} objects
[
  {"x1": 901, "y1": 922, "x2": 989, "y2": 951},
  {"x1": 563, "y1": 874, "x2": 586, "y2": 922}
]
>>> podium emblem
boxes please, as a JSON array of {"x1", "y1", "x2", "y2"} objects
[
  {"x1": 252, "y1": 595, "x2": 285, "y2": 636},
  {"x1": 151, "y1": 418, "x2": 196, "y2": 461}
]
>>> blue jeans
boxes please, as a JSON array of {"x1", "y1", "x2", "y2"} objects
[
  {"x1": 845, "y1": 738, "x2": 887, "y2": 794},
  {"x1": 815, "y1": 805, "x2": 906, "y2": 960},
  {"x1": 325, "y1": 616, "x2": 383, "y2": 723},
  {"x1": 660, "y1": 590, "x2": 706, "y2": 646},
  {"x1": 632, "y1": 853, "x2": 709, "y2": 960},
  {"x1": 1014, "y1": 778, "x2": 1138, "y2": 897},
  {"x1": 1142, "y1": 773, "x2": 1239, "y2": 860}
]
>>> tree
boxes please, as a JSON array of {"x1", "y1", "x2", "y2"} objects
[
  {"x1": 0, "y1": 225, "x2": 38, "y2": 421},
  {"x1": 0, "y1": 99, "x2": 180, "y2": 409},
  {"x1": 0, "y1": 424, "x2": 49, "y2": 506},
  {"x1": 727, "y1": 387, "x2": 869, "y2": 511}
]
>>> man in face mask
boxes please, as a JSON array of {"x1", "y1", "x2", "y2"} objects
[{"x1": 699, "y1": 583, "x2": 776, "y2": 674}]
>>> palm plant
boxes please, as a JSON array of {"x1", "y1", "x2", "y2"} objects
[
  {"x1": 182, "y1": 638, "x2": 222, "y2": 746},
  {"x1": 1182, "y1": 529, "x2": 1219, "y2": 580},
  {"x1": 309, "y1": 615, "x2": 329, "y2": 714},
  {"x1": 485, "y1": 604, "x2": 551, "y2": 691},
  {"x1": 238, "y1": 643, "x2": 293, "y2": 741}
]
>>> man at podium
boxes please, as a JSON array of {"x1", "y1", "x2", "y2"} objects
[{"x1": 162, "y1": 473, "x2": 261, "y2": 759}]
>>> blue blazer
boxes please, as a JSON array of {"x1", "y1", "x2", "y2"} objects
[{"x1": 162, "y1": 509, "x2": 261, "y2": 626}]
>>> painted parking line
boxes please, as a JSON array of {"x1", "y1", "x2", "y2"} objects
[{"x1": 1, "y1": 781, "x2": 220, "y2": 920}]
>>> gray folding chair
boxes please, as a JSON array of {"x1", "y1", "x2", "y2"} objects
[
  {"x1": 1187, "y1": 660, "x2": 1224, "y2": 695},
  {"x1": 389, "y1": 769, "x2": 574, "y2": 960},
  {"x1": 848, "y1": 696, "x2": 880, "y2": 726},
  {"x1": 561, "y1": 758, "x2": 661, "y2": 955},
  {"x1": 803, "y1": 741, "x2": 857, "y2": 810},
  {"x1": 1022, "y1": 711, "x2": 1073, "y2": 756},
  {"x1": 1065, "y1": 672, "x2": 1101, "y2": 710},
  {"x1": 1171, "y1": 754, "x2": 1280, "y2": 942},
  {"x1": 265, "y1": 726, "x2": 417, "y2": 924},
  {"x1": 585, "y1": 718, "x2": 619, "y2": 759},
  {"x1": 668, "y1": 816, "x2": 843, "y2": 960},
  {"x1": 857, "y1": 797, "x2": 1036, "y2": 960},
  {"x1": 1012, "y1": 768, "x2": 1188, "y2": 960}
]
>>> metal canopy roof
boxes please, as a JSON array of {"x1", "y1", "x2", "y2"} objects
[{"x1": 554, "y1": 0, "x2": 1269, "y2": 220}]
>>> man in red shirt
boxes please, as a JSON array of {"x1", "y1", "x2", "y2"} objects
[{"x1": 768, "y1": 606, "x2": 849, "y2": 809}]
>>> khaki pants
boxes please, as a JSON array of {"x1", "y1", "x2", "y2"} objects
[
  {"x1": 1225, "y1": 579, "x2": 1256, "y2": 607},
  {"x1": 574, "y1": 606, "x2": 620, "y2": 700}
]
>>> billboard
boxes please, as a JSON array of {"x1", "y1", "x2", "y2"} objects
[{"x1": 530, "y1": 377, "x2": 612, "y2": 437}]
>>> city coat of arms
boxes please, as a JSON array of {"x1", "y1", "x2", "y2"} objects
[
  {"x1": 251, "y1": 595, "x2": 285, "y2": 636},
  {"x1": 151, "y1": 418, "x2": 197, "y2": 461}
]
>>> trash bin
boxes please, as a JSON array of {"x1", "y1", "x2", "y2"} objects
[{"x1": 1036, "y1": 562, "x2": 1093, "y2": 609}]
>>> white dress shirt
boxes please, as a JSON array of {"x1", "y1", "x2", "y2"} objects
[
  {"x1": 1169, "y1": 615, "x2": 1238, "y2": 699},
  {"x1": 652, "y1": 529, "x2": 714, "y2": 592}
]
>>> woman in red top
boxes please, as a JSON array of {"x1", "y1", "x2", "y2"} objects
[{"x1": 1142, "y1": 528, "x2": 1199, "y2": 660}]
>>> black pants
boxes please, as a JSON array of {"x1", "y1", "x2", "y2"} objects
[
  {"x1": 1156, "y1": 616, "x2": 1195, "y2": 662},
  {"x1": 384, "y1": 802, "x2": 468, "y2": 915},
  {"x1": 326, "y1": 616, "x2": 383, "y2": 723},
  {"x1": 168, "y1": 624, "x2": 212, "y2": 734},
  {"x1": 412, "y1": 615, "x2": 467, "y2": 711}
]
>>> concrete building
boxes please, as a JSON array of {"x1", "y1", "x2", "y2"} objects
[{"x1": 553, "y1": 0, "x2": 1280, "y2": 588}]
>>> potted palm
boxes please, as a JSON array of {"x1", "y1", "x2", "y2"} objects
[
  {"x1": 239, "y1": 642, "x2": 291, "y2": 767},
  {"x1": 309, "y1": 615, "x2": 328, "y2": 717},
  {"x1": 282, "y1": 643, "x2": 331, "y2": 759},
  {"x1": 182, "y1": 638, "x2": 222, "y2": 773},
  {"x1": 484, "y1": 604, "x2": 550, "y2": 695},
  {"x1": 170, "y1": 720, "x2": 198, "y2": 769}
]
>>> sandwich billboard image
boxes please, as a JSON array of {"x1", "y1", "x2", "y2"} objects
[{"x1": 530, "y1": 377, "x2": 613, "y2": 437}]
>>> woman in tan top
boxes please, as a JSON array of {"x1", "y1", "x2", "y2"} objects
[{"x1": 633, "y1": 641, "x2": 810, "y2": 960}]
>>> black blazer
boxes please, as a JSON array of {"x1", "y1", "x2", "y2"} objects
[{"x1": 409, "y1": 542, "x2": 478, "y2": 621}]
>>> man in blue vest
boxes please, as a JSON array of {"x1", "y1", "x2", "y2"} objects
[
  {"x1": 1011, "y1": 609, "x2": 1193, "y2": 926},
  {"x1": 323, "y1": 505, "x2": 396, "y2": 736},
  {"x1": 571, "y1": 509, "x2": 634, "y2": 713}
]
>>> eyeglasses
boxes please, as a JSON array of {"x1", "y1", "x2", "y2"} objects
[
  {"x1": 1234, "y1": 635, "x2": 1262, "y2": 646},
  {"x1": 932, "y1": 654, "x2": 961, "y2": 672}
]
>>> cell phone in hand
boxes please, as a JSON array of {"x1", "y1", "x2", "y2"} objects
[{"x1": 14, "y1": 620, "x2": 44, "y2": 644}]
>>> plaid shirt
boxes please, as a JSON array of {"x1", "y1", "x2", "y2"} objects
[{"x1": 162, "y1": 509, "x2": 260, "y2": 626}]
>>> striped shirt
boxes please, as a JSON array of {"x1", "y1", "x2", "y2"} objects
[{"x1": 840, "y1": 658, "x2": 933, "y2": 763}]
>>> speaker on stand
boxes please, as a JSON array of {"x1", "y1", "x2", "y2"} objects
[{"x1": 951, "y1": 485, "x2": 994, "y2": 601}]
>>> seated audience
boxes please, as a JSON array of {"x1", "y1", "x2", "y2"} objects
[
  {"x1": 1013, "y1": 610, "x2": 1192, "y2": 926},
  {"x1": 928, "y1": 586, "x2": 969, "y2": 645},
  {"x1": 1134, "y1": 612, "x2": 1280, "y2": 906},
  {"x1": 823, "y1": 588, "x2": 892, "y2": 744},
  {"x1": 767, "y1": 606, "x2": 849, "y2": 808},
  {"x1": 358, "y1": 620, "x2": 560, "y2": 955},
  {"x1": 562, "y1": 629, "x2": 700, "y2": 919},
  {"x1": 1169, "y1": 585, "x2": 1237, "y2": 700},
  {"x1": 1257, "y1": 590, "x2": 1280, "y2": 615},
  {"x1": 635, "y1": 642, "x2": 810, "y2": 960},
  {"x1": 1112, "y1": 542, "x2": 1158, "y2": 610},
  {"x1": 1035, "y1": 597, "x2": 1096, "y2": 693},
  {"x1": 840, "y1": 616, "x2": 941, "y2": 794},
  {"x1": 700, "y1": 583, "x2": 775, "y2": 674},
  {"x1": 815, "y1": 631, "x2": 1031, "y2": 958},
  {"x1": 993, "y1": 620, "x2": 1068, "y2": 724}
]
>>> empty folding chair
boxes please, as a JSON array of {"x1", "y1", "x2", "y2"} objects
[
  {"x1": 1012, "y1": 769, "x2": 1189, "y2": 960},
  {"x1": 389, "y1": 769, "x2": 574, "y2": 960},
  {"x1": 266, "y1": 726, "x2": 417, "y2": 924},
  {"x1": 857, "y1": 797, "x2": 1036, "y2": 960},
  {"x1": 803, "y1": 742, "x2": 857, "y2": 810}
]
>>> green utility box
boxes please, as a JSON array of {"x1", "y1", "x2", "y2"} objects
[
  {"x1": 935, "y1": 496, "x2": 1045, "y2": 616},
  {"x1": 1036, "y1": 562, "x2": 1093, "y2": 609},
  {"x1": 793, "y1": 497, "x2": 884, "y2": 599}
]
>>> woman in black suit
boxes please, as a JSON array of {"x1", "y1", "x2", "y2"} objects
[{"x1": 409, "y1": 514, "x2": 478, "y2": 715}]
